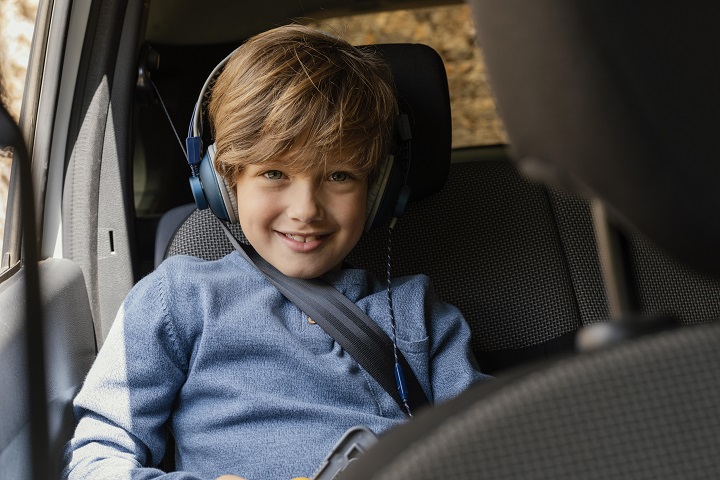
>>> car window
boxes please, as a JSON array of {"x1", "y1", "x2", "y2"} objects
[
  {"x1": 304, "y1": 4, "x2": 507, "y2": 148},
  {"x1": 0, "y1": 0, "x2": 39, "y2": 265}
]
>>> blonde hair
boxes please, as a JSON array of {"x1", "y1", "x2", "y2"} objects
[{"x1": 207, "y1": 24, "x2": 397, "y2": 186}]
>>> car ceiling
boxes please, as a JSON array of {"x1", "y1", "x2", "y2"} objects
[{"x1": 145, "y1": 0, "x2": 460, "y2": 44}]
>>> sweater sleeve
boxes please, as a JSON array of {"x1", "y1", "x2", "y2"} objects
[{"x1": 62, "y1": 265, "x2": 204, "y2": 480}]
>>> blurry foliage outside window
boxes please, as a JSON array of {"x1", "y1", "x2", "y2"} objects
[
  {"x1": 0, "y1": 0, "x2": 39, "y2": 257},
  {"x1": 305, "y1": 4, "x2": 507, "y2": 148}
]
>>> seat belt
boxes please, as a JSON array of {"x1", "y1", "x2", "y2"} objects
[{"x1": 217, "y1": 221, "x2": 430, "y2": 414}]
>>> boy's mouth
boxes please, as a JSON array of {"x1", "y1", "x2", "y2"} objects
[{"x1": 276, "y1": 230, "x2": 328, "y2": 253}]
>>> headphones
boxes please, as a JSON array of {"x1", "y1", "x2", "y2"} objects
[{"x1": 185, "y1": 46, "x2": 412, "y2": 232}]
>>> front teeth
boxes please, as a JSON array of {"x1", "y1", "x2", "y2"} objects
[{"x1": 285, "y1": 233, "x2": 318, "y2": 243}]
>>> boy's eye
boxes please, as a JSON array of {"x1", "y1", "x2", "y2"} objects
[
  {"x1": 328, "y1": 171, "x2": 351, "y2": 182},
  {"x1": 263, "y1": 170, "x2": 284, "y2": 180}
]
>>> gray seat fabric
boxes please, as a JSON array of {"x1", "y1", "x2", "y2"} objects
[
  {"x1": 628, "y1": 234, "x2": 720, "y2": 325},
  {"x1": 546, "y1": 187, "x2": 610, "y2": 326},
  {"x1": 347, "y1": 159, "x2": 592, "y2": 372},
  {"x1": 164, "y1": 208, "x2": 246, "y2": 261}
]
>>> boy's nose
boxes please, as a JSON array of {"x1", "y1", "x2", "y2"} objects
[{"x1": 287, "y1": 182, "x2": 323, "y2": 223}]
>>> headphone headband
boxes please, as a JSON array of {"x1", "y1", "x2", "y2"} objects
[{"x1": 190, "y1": 47, "x2": 241, "y2": 143}]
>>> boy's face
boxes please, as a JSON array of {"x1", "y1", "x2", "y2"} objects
[{"x1": 234, "y1": 152, "x2": 368, "y2": 279}]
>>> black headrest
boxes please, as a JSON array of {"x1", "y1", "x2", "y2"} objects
[
  {"x1": 373, "y1": 43, "x2": 451, "y2": 201},
  {"x1": 470, "y1": 1, "x2": 720, "y2": 275}
]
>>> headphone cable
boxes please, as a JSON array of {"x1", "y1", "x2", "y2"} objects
[{"x1": 386, "y1": 220, "x2": 413, "y2": 417}]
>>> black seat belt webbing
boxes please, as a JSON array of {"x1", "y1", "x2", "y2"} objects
[{"x1": 218, "y1": 222, "x2": 429, "y2": 412}]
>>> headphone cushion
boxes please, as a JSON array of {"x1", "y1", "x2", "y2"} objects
[
  {"x1": 365, "y1": 154, "x2": 404, "y2": 232},
  {"x1": 198, "y1": 143, "x2": 239, "y2": 223}
]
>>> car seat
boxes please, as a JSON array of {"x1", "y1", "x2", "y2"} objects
[{"x1": 338, "y1": 1, "x2": 720, "y2": 478}]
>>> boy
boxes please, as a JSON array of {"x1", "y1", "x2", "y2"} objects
[{"x1": 63, "y1": 25, "x2": 489, "y2": 480}]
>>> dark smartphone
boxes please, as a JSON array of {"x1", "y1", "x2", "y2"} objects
[{"x1": 310, "y1": 426, "x2": 378, "y2": 480}]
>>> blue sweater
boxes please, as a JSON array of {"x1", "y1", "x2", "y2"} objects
[{"x1": 63, "y1": 252, "x2": 489, "y2": 479}]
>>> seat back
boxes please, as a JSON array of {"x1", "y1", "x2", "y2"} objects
[{"x1": 348, "y1": 155, "x2": 607, "y2": 372}]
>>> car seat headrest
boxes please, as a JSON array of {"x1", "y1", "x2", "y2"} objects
[
  {"x1": 470, "y1": 1, "x2": 720, "y2": 276},
  {"x1": 373, "y1": 43, "x2": 451, "y2": 201}
]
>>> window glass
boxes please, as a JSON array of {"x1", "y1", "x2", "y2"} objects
[
  {"x1": 305, "y1": 4, "x2": 507, "y2": 148},
  {"x1": 0, "y1": 0, "x2": 39, "y2": 258}
]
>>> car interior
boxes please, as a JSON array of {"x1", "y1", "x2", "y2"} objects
[{"x1": 1, "y1": 0, "x2": 719, "y2": 478}]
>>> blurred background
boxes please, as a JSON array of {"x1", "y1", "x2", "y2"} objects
[{"x1": 0, "y1": 0, "x2": 38, "y2": 250}]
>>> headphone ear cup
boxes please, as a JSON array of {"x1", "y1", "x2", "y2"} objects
[
  {"x1": 365, "y1": 154, "x2": 404, "y2": 232},
  {"x1": 197, "y1": 143, "x2": 239, "y2": 223}
]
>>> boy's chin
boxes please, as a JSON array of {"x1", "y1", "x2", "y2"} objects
[{"x1": 274, "y1": 260, "x2": 343, "y2": 279}]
